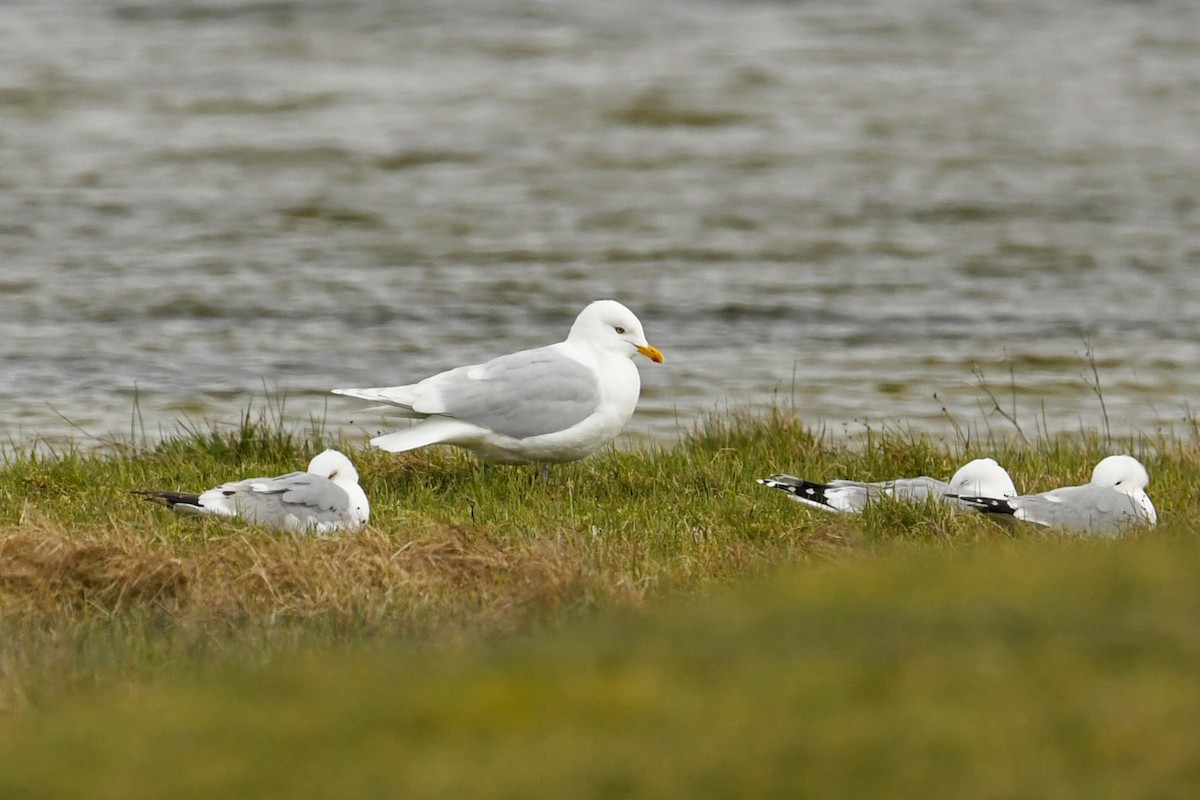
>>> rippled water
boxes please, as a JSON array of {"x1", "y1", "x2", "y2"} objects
[{"x1": 3, "y1": 0, "x2": 1199, "y2": 450}]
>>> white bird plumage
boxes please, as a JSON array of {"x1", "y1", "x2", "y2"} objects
[
  {"x1": 756, "y1": 457, "x2": 1018, "y2": 514},
  {"x1": 954, "y1": 454, "x2": 1156, "y2": 535},
  {"x1": 133, "y1": 449, "x2": 369, "y2": 534},
  {"x1": 332, "y1": 300, "x2": 664, "y2": 465}
]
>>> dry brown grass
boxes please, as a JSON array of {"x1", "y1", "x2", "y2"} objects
[
  {"x1": 0, "y1": 518, "x2": 674, "y2": 645},
  {"x1": 0, "y1": 525, "x2": 191, "y2": 617}
]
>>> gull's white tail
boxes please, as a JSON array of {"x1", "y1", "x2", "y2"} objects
[{"x1": 369, "y1": 418, "x2": 482, "y2": 453}]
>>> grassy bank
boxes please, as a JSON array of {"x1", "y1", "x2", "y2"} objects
[{"x1": 1, "y1": 408, "x2": 1198, "y2": 796}]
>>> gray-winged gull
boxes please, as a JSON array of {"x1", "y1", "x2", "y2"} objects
[
  {"x1": 133, "y1": 449, "x2": 369, "y2": 534},
  {"x1": 332, "y1": 300, "x2": 664, "y2": 465},
  {"x1": 954, "y1": 454, "x2": 1156, "y2": 535},
  {"x1": 757, "y1": 458, "x2": 1018, "y2": 513}
]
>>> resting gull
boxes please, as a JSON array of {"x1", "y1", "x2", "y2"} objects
[
  {"x1": 133, "y1": 449, "x2": 369, "y2": 534},
  {"x1": 756, "y1": 457, "x2": 1018, "y2": 513},
  {"x1": 954, "y1": 454, "x2": 1156, "y2": 535},
  {"x1": 332, "y1": 300, "x2": 664, "y2": 466}
]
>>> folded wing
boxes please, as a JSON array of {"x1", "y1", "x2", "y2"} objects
[{"x1": 338, "y1": 347, "x2": 602, "y2": 440}]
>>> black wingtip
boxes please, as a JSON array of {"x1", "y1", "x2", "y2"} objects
[
  {"x1": 131, "y1": 490, "x2": 202, "y2": 509},
  {"x1": 757, "y1": 476, "x2": 837, "y2": 509},
  {"x1": 955, "y1": 495, "x2": 1018, "y2": 516}
]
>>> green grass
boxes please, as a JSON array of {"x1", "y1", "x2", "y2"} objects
[{"x1": 1, "y1": 405, "x2": 1198, "y2": 797}]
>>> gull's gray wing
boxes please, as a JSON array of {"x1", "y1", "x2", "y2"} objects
[
  {"x1": 877, "y1": 477, "x2": 950, "y2": 503},
  {"x1": 210, "y1": 472, "x2": 352, "y2": 531},
  {"x1": 818, "y1": 479, "x2": 890, "y2": 512},
  {"x1": 826, "y1": 477, "x2": 947, "y2": 510},
  {"x1": 757, "y1": 475, "x2": 868, "y2": 512},
  {"x1": 876, "y1": 476, "x2": 1012, "y2": 512},
  {"x1": 412, "y1": 346, "x2": 602, "y2": 439},
  {"x1": 1010, "y1": 485, "x2": 1145, "y2": 534},
  {"x1": 758, "y1": 475, "x2": 948, "y2": 513}
]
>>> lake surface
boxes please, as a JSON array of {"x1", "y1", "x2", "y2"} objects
[{"x1": 3, "y1": 0, "x2": 1199, "y2": 451}]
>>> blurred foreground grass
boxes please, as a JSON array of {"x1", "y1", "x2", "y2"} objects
[{"x1": 1, "y1": 407, "x2": 1199, "y2": 797}]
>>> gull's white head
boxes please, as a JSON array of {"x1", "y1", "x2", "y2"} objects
[
  {"x1": 1090, "y1": 455, "x2": 1150, "y2": 494},
  {"x1": 307, "y1": 448, "x2": 370, "y2": 525},
  {"x1": 568, "y1": 300, "x2": 664, "y2": 364},
  {"x1": 947, "y1": 457, "x2": 1017, "y2": 498},
  {"x1": 1091, "y1": 454, "x2": 1156, "y2": 526},
  {"x1": 308, "y1": 449, "x2": 359, "y2": 485}
]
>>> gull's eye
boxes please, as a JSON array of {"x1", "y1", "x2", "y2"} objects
[{"x1": 614, "y1": 326, "x2": 626, "y2": 334}]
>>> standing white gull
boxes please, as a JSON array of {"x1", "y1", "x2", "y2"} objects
[
  {"x1": 133, "y1": 449, "x2": 369, "y2": 534},
  {"x1": 756, "y1": 458, "x2": 1018, "y2": 513},
  {"x1": 953, "y1": 454, "x2": 1156, "y2": 536},
  {"x1": 332, "y1": 300, "x2": 664, "y2": 465}
]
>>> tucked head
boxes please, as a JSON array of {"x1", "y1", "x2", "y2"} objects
[
  {"x1": 1090, "y1": 455, "x2": 1150, "y2": 494},
  {"x1": 948, "y1": 457, "x2": 1017, "y2": 498},
  {"x1": 307, "y1": 448, "x2": 370, "y2": 526},
  {"x1": 306, "y1": 449, "x2": 360, "y2": 487},
  {"x1": 568, "y1": 300, "x2": 664, "y2": 363}
]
